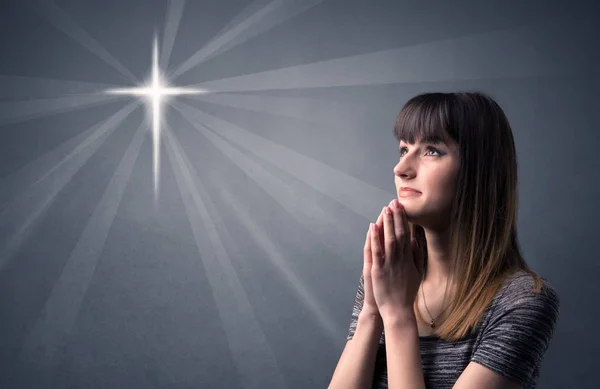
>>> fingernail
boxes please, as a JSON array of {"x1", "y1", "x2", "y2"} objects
[
  {"x1": 370, "y1": 223, "x2": 374, "y2": 231},
  {"x1": 385, "y1": 207, "x2": 391, "y2": 215}
]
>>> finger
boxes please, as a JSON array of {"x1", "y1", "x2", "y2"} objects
[
  {"x1": 392, "y1": 200, "x2": 403, "y2": 245},
  {"x1": 364, "y1": 227, "x2": 372, "y2": 267},
  {"x1": 383, "y1": 207, "x2": 395, "y2": 266},
  {"x1": 400, "y1": 203, "x2": 411, "y2": 252},
  {"x1": 376, "y1": 208, "x2": 384, "y2": 233},
  {"x1": 394, "y1": 201, "x2": 409, "y2": 253},
  {"x1": 376, "y1": 207, "x2": 385, "y2": 250},
  {"x1": 376, "y1": 207, "x2": 384, "y2": 225},
  {"x1": 370, "y1": 224, "x2": 383, "y2": 269},
  {"x1": 375, "y1": 209, "x2": 384, "y2": 247},
  {"x1": 390, "y1": 200, "x2": 405, "y2": 251}
]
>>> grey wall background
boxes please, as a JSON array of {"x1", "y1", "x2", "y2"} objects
[{"x1": 0, "y1": 0, "x2": 598, "y2": 388}]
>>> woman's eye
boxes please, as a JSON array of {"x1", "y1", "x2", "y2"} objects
[
  {"x1": 426, "y1": 148, "x2": 441, "y2": 156},
  {"x1": 399, "y1": 147, "x2": 441, "y2": 157}
]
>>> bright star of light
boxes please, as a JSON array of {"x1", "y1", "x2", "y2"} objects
[{"x1": 105, "y1": 36, "x2": 207, "y2": 201}]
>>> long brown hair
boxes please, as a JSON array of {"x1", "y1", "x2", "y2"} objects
[{"x1": 394, "y1": 92, "x2": 543, "y2": 341}]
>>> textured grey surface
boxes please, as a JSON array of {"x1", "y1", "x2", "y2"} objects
[{"x1": 0, "y1": 0, "x2": 598, "y2": 388}]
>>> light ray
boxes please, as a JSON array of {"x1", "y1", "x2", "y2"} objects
[
  {"x1": 170, "y1": 0, "x2": 326, "y2": 80},
  {"x1": 160, "y1": 0, "x2": 187, "y2": 69},
  {"x1": 171, "y1": 101, "x2": 362, "y2": 265},
  {"x1": 18, "y1": 119, "x2": 146, "y2": 370},
  {"x1": 104, "y1": 36, "x2": 206, "y2": 201},
  {"x1": 170, "y1": 111, "x2": 342, "y2": 344},
  {"x1": 152, "y1": 40, "x2": 161, "y2": 202},
  {"x1": 173, "y1": 101, "x2": 391, "y2": 221},
  {"x1": 187, "y1": 92, "x2": 355, "y2": 128},
  {"x1": 24, "y1": 0, "x2": 138, "y2": 83},
  {"x1": 0, "y1": 102, "x2": 138, "y2": 212},
  {"x1": 0, "y1": 93, "x2": 128, "y2": 127},
  {"x1": 163, "y1": 126, "x2": 288, "y2": 388},
  {"x1": 218, "y1": 187, "x2": 342, "y2": 345},
  {"x1": 0, "y1": 103, "x2": 138, "y2": 271},
  {"x1": 189, "y1": 26, "x2": 558, "y2": 92},
  {"x1": 171, "y1": 0, "x2": 284, "y2": 79},
  {"x1": 209, "y1": 0, "x2": 276, "y2": 36},
  {"x1": 0, "y1": 75, "x2": 120, "y2": 100},
  {"x1": 173, "y1": 104, "x2": 356, "y2": 346}
]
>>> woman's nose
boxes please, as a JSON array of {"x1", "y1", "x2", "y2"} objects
[{"x1": 394, "y1": 161, "x2": 413, "y2": 177}]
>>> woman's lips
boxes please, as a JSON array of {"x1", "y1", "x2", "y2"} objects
[{"x1": 398, "y1": 189, "x2": 421, "y2": 197}]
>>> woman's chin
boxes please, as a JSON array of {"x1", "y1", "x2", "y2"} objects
[
  {"x1": 402, "y1": 208, "x2": 416, "y2": 223},
  {"x1": 403, "y1": 208, "x2": 427, "y2": 226}
]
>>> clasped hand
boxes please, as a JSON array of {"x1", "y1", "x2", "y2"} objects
[{"x1": 362, "y1": 199, "x2": 424, "y2": 325}]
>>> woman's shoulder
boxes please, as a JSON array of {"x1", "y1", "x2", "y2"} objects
[
  {"x1": 471, "y1": 270, "x2": 561, "y2": 388},
  {"x1": 489, "y1": 269, "x2": 560, "y2": 321},
  {"x1": 498, "y1": 270, "x2": 558, "y2": 301}
]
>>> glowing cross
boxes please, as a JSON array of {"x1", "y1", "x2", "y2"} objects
[{"x1": 105, "y1": 37, "x2": 206, "y2": 199}]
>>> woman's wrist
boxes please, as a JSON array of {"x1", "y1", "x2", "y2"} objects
[
  {"x1": 358, "y1": 310, "x2": 384, "y2": 328},
  {"x1": 382, "y1": 309, "x2": 417, "y2": 330}
]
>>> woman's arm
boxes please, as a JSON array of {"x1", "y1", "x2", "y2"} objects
[
  {"x1": 328, "y1": 313, "x2": 383, "y2": 389},
  {"x1": 384, "y1": 313, "x2": 426, "y2": 389}
]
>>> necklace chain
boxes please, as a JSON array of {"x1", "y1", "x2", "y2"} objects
[{"x1": 420, "y1": 270, "x2": 450, "y2": 329}]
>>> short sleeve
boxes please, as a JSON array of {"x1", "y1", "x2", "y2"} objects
[
  {"x1": 346, "y1": 273, "x2": 365, "y2": 340},
  {"x1": 471, "y1": 275, "x2": 560, "y2": 386}
]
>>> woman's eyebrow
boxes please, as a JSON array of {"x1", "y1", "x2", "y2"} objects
[{"x1": 398, "y1": 141, "x2": 446, "y2": 148}]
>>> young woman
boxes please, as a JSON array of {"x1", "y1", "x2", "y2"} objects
[{"x1": 328, "y1": 92, "x2": 560, "y2": 389}]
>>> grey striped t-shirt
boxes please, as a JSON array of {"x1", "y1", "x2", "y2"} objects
[{"x1": 346, "y1": 270, "x2": 560, "y2": 389}]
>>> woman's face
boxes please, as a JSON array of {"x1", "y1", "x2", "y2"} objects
[{"x1": 393, "y1": 136, "x2": 460, "y2": 230}]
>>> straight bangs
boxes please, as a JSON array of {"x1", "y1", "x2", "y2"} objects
[{"x1": 393, "y1": 93, "x2": 457, "y2": 146}]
